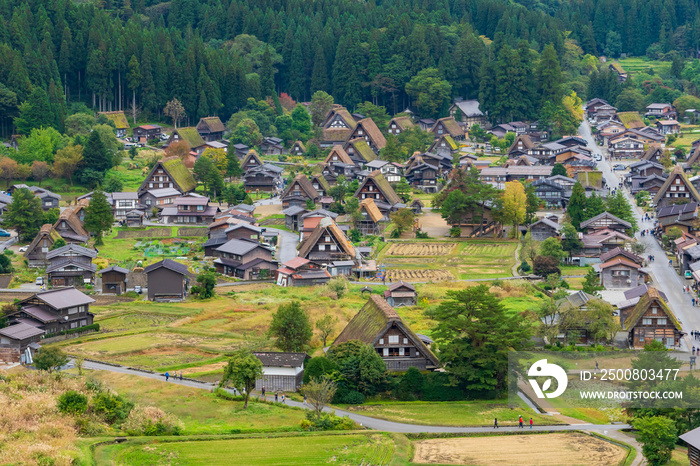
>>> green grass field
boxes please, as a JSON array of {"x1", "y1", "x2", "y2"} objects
[
  {"x1": 96, "y1": 433, "x2": 395, "y2": 465},
  {"x1": 617, "y1": 57, "x2": 671, "y2": 76},
  {"x1": 339, "y1": 399, "x2": 562, "y2": 427}
]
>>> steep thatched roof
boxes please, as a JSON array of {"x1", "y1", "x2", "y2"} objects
[
  {"x1": 162, "y1": 157, "x2": 197, "y2": 193},
  {"x1": 25, "y1": 224, "x2": 61, "y2": 258},
  {"x1": 282, "y1": 174, "x2": 320, "y2": 200},
  {"x1": 624, "y1": 287, "x2": 681, "y2": 330},
  {"x1": 431, "y1": 117, "x2": 464, "y2": 138},
  {"x1": 390, "y1": 116, "x2": 414, "y2": 131},
  {"x1": 325, "y1": 145, "x2": 354, "y2": 165},
  {"x1": 310, "y1": 174, "x2": 331, "y2": 193},
  {"x1": 332, "y1": 295, "x2": 439, "y2": 367},
  {"x1": 617, "y1": 112, "x2": 644, "y2": 129},
  {"x1": 355, "y1": 170, "x2": 401, "y2": 205},
  {"x1": 653, "y1": 165, "x2": 700, "y2": 205},
  {"x1": 346, "y1": 138, "x2": 377, "y2": 162},
  {"x1": 353, "y1": 119, "x2": 387, "y2": 150},
  {"x1": 198, "y1": 116, "x2": 225, "y2": 133},
  {"x1": 99, "y1": 111, "x2": 129, "y2": 129},
  {"x1": 292, "y1": 140, "x2": 307, "y2": 153},
  {"x1": 173, "y1": 127, "x2": 206, "y2": 148},
  {"x1": 298, "y1": 218, "x2": 355, "y2": 259},
  {"x1": 359, "y1": 198, "x2": 383, "y2": 223},
  {"x1": 641, "y1": 144, "x2": 663, "y2": 161}
]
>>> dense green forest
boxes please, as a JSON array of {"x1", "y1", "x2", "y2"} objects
[{"x1": 1, "y1": 0, "x2": 699, "y2": 137}]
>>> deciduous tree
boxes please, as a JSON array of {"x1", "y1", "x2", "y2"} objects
[
  {"x1": 31, "y1": 161, "x2": 50, "y2": 187},
  {"x1": 53, "y1": 145, "x2": 83, "y2": 186},
  {"x1": 405, "y1": 68, "x2": 452, "y2": 119},
  {"x1": 220, "y1": 350, "x2": 263, "y2": 409},
  {"x1": 0, "y1": 158, "x2": 18, "y2": 188},
  {"x1": 164, "y1": 98, "x2": 186, "y2": 129},
  {"x1": 390, "y1": 208, "x2": 415, "y2": 236},
  {"x1": 499, "y1": 181, "x2": 527, "y2": 235},
  {"x1": 84, "y1": 187, "x2": 114, "y2": 245},
  {"x1": 3, "y1": 187, "x2": 43, "y2": 241},
  {"x1": 315, "y1": 315, "x2": 338, "y2": 347},
  {"x1": 269, "y1": 301, "x2": 313, "y2": 352}
]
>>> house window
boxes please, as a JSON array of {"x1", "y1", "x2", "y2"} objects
[
  {"x1": 403, "y1": 338, "x2": 408, "y2": 344},
  {"x1": 657, "y1": 318, "x2": 667, "y2": 325},
  {"x1": 318, "y1": 244, "x2": 325, "y2": 251},
  {"x1": 652, "y1": 307, "x2": 658, "y2": 314},
  {"x1": 643, "y1": 318, "x2": 652, "y2": 325},
  {"x1": 379, "y1": 338, "x2": 384, "y2": 344},
  {"x1": 399, "y1": 348, "x2": 405, "y2": 356},
  {"x1": 383, "y1": 348, "x2": 388, "y2": 356},
  {"x1": 329, "y1": 244, "x2": 337, "y2": 251},
  {"x1": 388, "y1": 335, "x2": 399, "y2": 344},
  {"x1": 70, "y1": 321, "x2": 78, "y2": 329},
  {"x1": 666, "y1": 337, "x2": 675, "y2": 347}
]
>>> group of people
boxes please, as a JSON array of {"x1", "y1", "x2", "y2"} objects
[
  {"x1": 493, "y1": 416, "x2": 533, "y2": 429},
  {"x1": 260, "y1": 386, "x2": 297, "y2": 404},
  {"x1": 164, "y1": 371, "x2": 183, "y2": 381},
  {"x1": 691, "y1": 330, "x2": 700, "y2": 341},
  {"x1": 647, "y1": 255, "x2": 656, "y2": 262}
]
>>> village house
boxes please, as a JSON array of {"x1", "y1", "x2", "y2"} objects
[
  {"x1": 281, "y1": 174, "x2": 320, "y2": 208},
  {"x1": 36, "y1": 190, "x2": 60, "y2": 211},
  {"x1": 653, "y1": 165, "x2": 700, "y2": 209},
  {"x1": 531, "y1": 179, "x2": 569, "y2": 209},
  {"x1": 656, "y1": 119, "x2": 680, "y2": 135},
  {"x1": 657, "y1": 202, "x2": 698, "y2": 235},
  {"x1": 241, "y1": 150, "x2": 263, "y2": 171},
  {"x1": 260, "y1": 137, "x2": 284, "y2": 156},
  {"x1": 641, "y1": 144, "x2": 664, "y2": 163},
  {"x1": 387, "y1": 116, "x2": 415, "y2": 135},
  {"x1": 290, "y1": 140, "x2": 306, "y2": 156},
  {"x1": 320, "y1": 106, "x2": 357, "y2": 147},
  {"x1": 429, "y1": 117, "x2": 464, "y2": 141},
  {"x1": 133, "y1": 124, "x2": 162, "y2": 142},
  {"x1": 488, "y1": 123, "x2": 517, "y2": 139},
  {"x1": 167, "y1": 127, "x2": 207, "y2": 155},
  {"x1": 428, "y1": 134, "x2": 459, "y2": 158},
  {"x1": 599, "y1": 257, "x2": 645, "y2": 289},
  {"x1": 595, "y1": 120, "x2": 626, "y2": 145},
  {"x1": 24, "y1": 224, "x2": 62, "y2": 267},
  {"x1": 232, "y1": 143, "x2": 249, "y2": 158},
  {"x1": 354, "y1": 170, "x2": 403, "y2": 213},
  {"x1": 275, "y1": 257, "x2": 331, "y2": 287},
  {"x1": 160, "y1": 194, "x2": 218, "y2": 225},
  {"x1": 107, "y1": 192, "x2": 140, "y2": 219},
  {"x1": 300, "y1": 209, "x2": 339, "y2": 238},
  {"x1": 332, "y1": 295, "x2": 439, "y2": 371},
  {"x1": 679, "y1": 426, "x2": 700, "y2": 466},
  {"x1": 243, "y1": 164, "x2": 284, "y2": 193},
  {"x1": 225, "y1": 223, "x2": 263, "y2": 243},
  {"x1": 628, "y1": 174, "x2": 667, "y2": 196},
  {"x1": 99, "y1": 111, "x2": 130, "y2": 138},
  {"x1": 54, "y1": 209, "x2": 89, "y2": 244},
  {"x1": 46, "y1": 244, "x2": 97, "y2": 287},
  {"x1": 585, "y1": 98, "x2": 614, "y2": 121},
  {"x1": 529, "y1": 217, "x2": 561, "y2": 241},
  {"x1": 623, "y1": 288, "x2": 681, "y2": 349},
  {"x1": 139, "y1": 187, "x2": 181, "y2": 211},
  {"x1": 308, "y1": 174, "x2": 331, "y2": 198},
  {"x1": 137, "y1": 157, "x2": 197, "y2": 200},
  {"x1": 144, "y1": 259, "x2": 189, "y2": 301},
  {"x1": 125, "y1": 210, "x2": 145, "y2": 228},
  {"x1": 528, "y1": 141, "x2": 566, "y2": 163},
  {"x1": 383, "y1": 281, "x2": 417, "y2": 307},
  {"x1": 578, "y1": 229, "x2": 633, "y2": 261},
  {"x1": 346, "y1": 118, "x2": 386, "y2": 154},
  {"x1": 628, "y1": 160, "x2": 665, "y2": 178},
  {"x1": 645, "y1": 103, "x2": 677, "y2": 119},
  {"x1": 281, "y1": 206, "x2": 307, "y2": 232},
  {"x1": 450, "y1": 202, "x2": 501, "y2": 237},
  {"x1": 608, "y1": 135, "x2": 645, "y2": 159},
  {"x1": 357, "y1": 198, "x2": 386, "y2": 236},
  {"x1": 580, "y1": 212, "x2": 632, "y2": 234},
  {"x1": 609, "y1": 62, "x2": 628, "y2": 82},
  {"x1": 253, "y1": 352, "x2": 309, "y2": 392},
  {"x1": 297, "y1": 217, "x2": 356, "y2": 266},
  {"x1": 365, "y1": 160, "x2": 403, "y2": 183},
  {"x1": 411, "y1": 199, "x2": 424, "y2": 214},
  {"x1": 0, "y1": 322, "x2": 44, "y2": 364},
  {"x1": 417, "y1": 118, "x2": 435, "y2": 131},
  {"x1": 344, "y1": 138, "x2": 377, "y2": 166},
  {"x1": 479, "y1": 166, "x2": 553, "y2": 190},
  {"x1": 448, "y1": 99, "x2": 488, "y2": 129},
  {"x1": 196, "y1": 116, "x2": 225, "y2": 142},
  {"x1": 9, "y1": 287, "x2": 95, "y2": 336},
  {"x1": 507, "y1": 134, "x2": 536, "y2": 157},
  {"x1": 213, "y1": 239, "x2": 276, "y2": 280},
  {"x1": 98, "y1": 266, "x2": 129, "y2": 294}
]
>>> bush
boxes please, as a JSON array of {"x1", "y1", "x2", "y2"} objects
[
  {"x1": 57, "y1": 390, "x2": 88, "y2": 414},
  {"x1": 123, "y1": 406, "x2": 183, "y2": 436},
  {"x1": 89, "y1": 392, "x2": 134, "y2": 425},
  {"x1": 520, "y1": 261, "x2": 531, "y2": 272},
  {"x1": 449, "y1": 226, "x2": 461, "y2": 238},
  {"x1": 396, "y1": 367, "x2": 424, "y2": 401},
  {"x1": 303, "y1": 357, "x2": 339, "y2": 384},
  {"x1": 299, "y1": 410, "x2": 355, "y2": 431},
  {"x1": 533, "y1": 255, "x2": 561, "y2": 277},
  {"x1": 415, "y1": 231, "x2": 429, "y2": 239},
  {"x1": 421, "y1": 372, "x2": 466, "y2": 401},
  {"x1": 338, "y1": 390, "x2": 365, "y2": 404}
]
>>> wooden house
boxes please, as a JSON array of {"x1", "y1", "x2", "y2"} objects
[
  {"x1": 531, "y1": 178, "x2": 568, "y2": 209},
  {"x1": 641, "y1": 144, "x2": 664, "y2": 163},
  {"x1": 54, "y1": 209, "x2": 89, "y2": 244},
  {"x1": 232, "y1": 143, "x2": 249, "y2": 158},
  {"x1": 645, "y1": 103, "x2": 676, "y2": 119},
  {"x1": 346, "y1": 118, "x2": 386, "y2": 154},
  {"x1": 383, "y1": 281, "x2": 417, "y2": 307},
  {"x1": 36, "y1": 190, "x2": 60, "y2": 210},
  {"x1": 507, "y1": 134, "x2": 536, "y2": 157},
  {"x1": 628, "y1": 174, "x2": 667, "y2": 196},
  {"x1": 133, "y1": 124, "x2": 162, "y2": 142},
  {"x1": 281, "y1": 206, "x2": 307, "y2": 231},
  {"x1": 160, "y1": 194, "x2": 218, "y2": 225},
  {"x1": 429, "y1": 117, "x2": 464, "y2": 140},
  {"x1": 309, "y1": 174, "x2": 331, "y2": 197},
  {"x1": 320, "y1": 106, "x2": 357, "y2": 147},
  {"x1": 243, "y1": 164, "x2": 284, "y2": 193},
  {"x1": 450, "y1": 203, "x2": 501, "y2": 237},
  {"x1": 137, "y1": 157, "x2": 197, "y2": 197},
  {"x1": 623, "y1": 288, "x2": 681, "y2": 349},
  {"x1": 0, "y1": 323, "x2": 44, "y2": 364},
  {"x1": 599, "y1": 257, "x2": 645, "y2": 289},
  {"x1": 680, "y1": 426, "x2": 700, "y2": 466},
  {"x1": 125, "y1": 210, "x2": 145, "y2": 228},
  {"x1": 595, "y1": 120, "x2": 626, "y2": 144},
  {"x1": 653, "y1": 165, "x2": 700, "y2": 209},
  {"x1": 253, "y1": 352, "x2": 309, "y2": 391},
  {"x1": 411, "y1": 199, "x2": 424, "y2": 214},
  {"x1": 332, "y1": 295, "x2": 439, "y2": 371},
  {"x1": 297, "y1": 217, "x2": 356, "y2": 266},
  {"x1": 46, "y1": 244, "x2": 97, "y2": 287},
  {"x1": 599, "y1": 247, "x2": 644, "y2": 265},
  {"x1": 657, "y1": 202, "x2": 698, "y2": 234},
  {"x1": 225, "y1": 223, "x2": 263, "y2": 242},
  {"x1": 300, "y1": 209, "x2": 339, "y2": 238},
  {"x1": 529, "y1": 218, "x2": 561, "y2": 241},
  {"x1": 554, "y1": 291, "x2": 604, "y2": 344},
  {"x1": 99, "y1": 111, "x2": 129, "y2": 138},
  {"x1": 354, "y1": 170, "x2": 402, "y2": 211},
  {"x1": 656, "y1": 119, "x2": 680, "y2": 135},
  {"x1": 357, "y1": 198, "x2": 385, "y2": 235},
  {"x1": 290, "y1": 141, "x2": 306, "y2": 156},
  {"x1": 344, "y1": 138, "x2": 377, "y2": 166},
  {"x1": 609, "y1": 62, "x2": 628, "y2": 82},
  {"x1": 448, "y1": 99, "x2": 487, "y2": 129},
  {"x1": 628, "y1": 160, "x2": 665, "y2": 178},
  {"x1": 167, "y1": 127, "x2": 206, "y2": 154},
  {"x1": 428, "y1": 134, "x2": 459, "y2": 159},
  {"x1": 24, "y1": 224, "x2": 62, "y2": 267},
  {"x1": 324, "y1": 145, "x2": 354, "y2": 166},
  {"x1": 213, "y1": 239, "x2": 276, "y2": 280},
  {"x1": 196, "y1": 117, "x2": 225, "y2": 142},
  {"x1": 99, "y1": 266, "x2": 129, "y2": 294},
  {"x1": 261, "y1": 137, "x2": 284, "y2": 156},
  {"x1": 387, "y1": 116, "x2": 415, "y2": 135},
  {"x1": 241, "y1": 150, "x2": 263, "y2": 171},
  {"x1": 144, "y1": 259, "x2": 189, "y2": 301},
  {"x1": 608, "y1": 135, "x2": 645, "y2": 159},
  {"x1": 275, "y1": 257, "x2": 330, "y2": 287},
  {"x1": 139, "y1": 187, "x2": 181, "y2": 210},
  {"x1": 580, "y1": 212, "x2": 632, "y2": 234},
  {"x1": 580, "y1": 230, "x2": 632, "y2": 257},
  {"x1": 281, "y1": 175, "x2": 320, "y2": 208},
  {"x1": 10, "y1": 287, "x2": 95, "y2": 336}
]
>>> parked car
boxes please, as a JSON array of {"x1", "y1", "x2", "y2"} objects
[
  {"x1": 613, "y1": 164, "x2": 626, "y2": 171},
  {"x1": 35, "y1": 276, "x2": 43, "y2": 286},
  {"x1": 593, "y1": 154, "x2": 602, "y2": 161},
  {"x1": 685, "y1": 270, "x2": 693, "y2": 279},
  {"x1": 134, "y1": 285, "x2": 142, "y2": 294},
  {"x1": 0, "y1": 229, "x2": 11, "y2": 237},
  {"x1": 18, "y1": 246, "x2": 27, "y2": 252},
  {"x1": 160, "y1": 133, "x2": 169, "y2": 141}
]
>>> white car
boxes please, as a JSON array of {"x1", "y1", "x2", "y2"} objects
[{"x1": 18, "y1": 246, "x2": 27, "y2": 252}]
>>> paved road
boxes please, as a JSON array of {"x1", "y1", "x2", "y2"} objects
[
  {"x1": 579, "y1": 121, "x2": 696, "y2": 350},
  {"x1": 79, "y1": 360, "x2": 629, "y2": 434}
]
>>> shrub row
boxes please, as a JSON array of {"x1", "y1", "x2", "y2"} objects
[{"x1": 44, "y1": 323, "x2": 100, "y2": 339}]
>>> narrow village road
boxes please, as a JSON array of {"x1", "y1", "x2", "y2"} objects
[
  {"x1": 579, "y1": 121, "x2": 698, "y2": 349},
  {"x1": 79, "y1": 360, "x2": 629, "y2": 435}
]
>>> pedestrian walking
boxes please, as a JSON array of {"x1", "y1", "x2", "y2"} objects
[
  {"x1": 179, "y1": 371, "x2": 183, "y2": 380},
  {"x1": 519, "y1": 415, "x2": 524, "y2": 428},
  {"x1": 281, "y1": 393, "x2": 285, "y2": 404},
  {"x1": 165, "y1": 371, "x2": 169, "y2": 381},
  {"x1": 494, "y1": 418, "x2": 498, "y2": 429},
  {"x1": 693, "y1": 346, "x2": 696, "y2": 355},
  {"x1": 530, "y1": 418, "x2": 533, "y2": 429},
  {"x1": 595, "y1": 360, "x2": 599, "y2": 372},
  {"x1": 262, "y1": 386, "x2": 266, "y2": 399},
  {"x1": 275, "y1": 392, "x2": 278, "y2": 403},
  {"x1": 303, "y1": 394, "x2": 307, "y2": 405}
]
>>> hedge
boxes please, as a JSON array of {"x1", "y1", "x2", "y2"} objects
[{"x1": 45, "y1": 323, "x2": 100, "y2": 339}]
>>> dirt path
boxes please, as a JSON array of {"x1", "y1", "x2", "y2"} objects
[{"x1": 512, "y1": 242, "x2": 521, "y2": 277}]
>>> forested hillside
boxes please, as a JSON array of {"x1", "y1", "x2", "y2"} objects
[{"x1": 0, "y1": 0, "x2": 698, "y2": 137}]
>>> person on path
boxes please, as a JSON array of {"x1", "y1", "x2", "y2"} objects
[
  {"x1": 275, "y1": 392, "x2": 278, "y2": 403},
  {"x1": 179, "y1": 371, "x2": 183, "y2": 381},
  {"x1": 595, "y1": 360, "x2": 599, "y2": 372},
  {"x1": 494, "y1": 418, "x2": 498, "y2": 429},
  {"x1": 165, "y1": 372, "x2": 169, "y2": 381},
  {"x1": 303, "y1": 394, "x2": 307, "y2": 405},
  {"x1": 281, "y1": 393, "x2": 285, "y2": 404},
  {"x1": 530, "y1": 418, "x2": 533, "y2": 429},
  {"x1": 519, "y1": 415, "x2": 524, "y2": 428},
  {"x1": 262, "y1": 386, "x2": 266, "y2": 399}
]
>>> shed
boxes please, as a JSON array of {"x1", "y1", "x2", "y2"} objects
[
  {"x1": 253, "y1": 352, "x2": 309, "y2": 392},
  {"x1": 143, "y1": 259, "x2": 189, "y2": 301},
  {"x1": 99, "y1": 266, "x2": 130, "y2": 294}
]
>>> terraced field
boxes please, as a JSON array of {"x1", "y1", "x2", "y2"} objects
[{"x1": 385, "y1": 242, "x2": 457, "y2": 256}]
